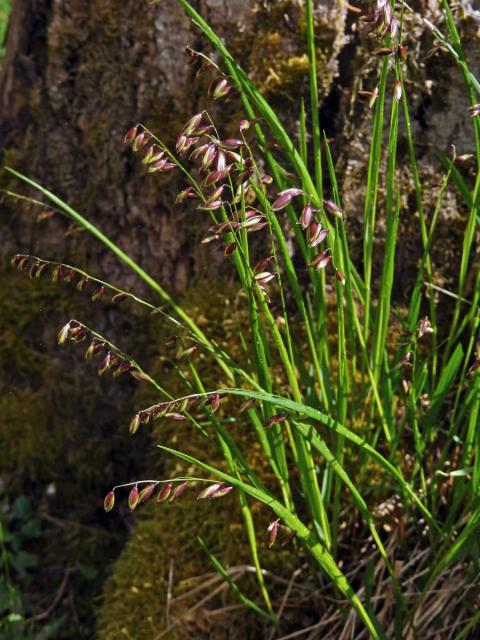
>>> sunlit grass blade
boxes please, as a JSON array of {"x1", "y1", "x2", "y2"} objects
[
  {"x1": 363, "y1": 57, "x2": 389, "y2": 341},
  {"x1": 424, "y1": 344, "x2": 464, "y2": 438},
  {"x1": 399, "y1": 67, "x2": 436, "y2": 338},
  {"x1": 371, "y1": 94, "x2": 400, "y2": 389},
  {"x1": 160, "y1": 445, "x2": 384, "y2": 639},
  {"x1": 441, "y1": 155, "x2": 473, "y2": 209},
  {"x1": 419, "y1": 501, "x2": 480, "y2": 598},
  {"x1": 439, "y1": 0, "x2": 480, "y2": 357},
  {"x1": 174, "y1": 0, "x2": 320, "y2": 204},
  {"x1": 322, "y1": 136, "x2": 350, "y2": 548},
  {"x1": 215, "y1": 387, "x2": 435, "y2": 529},
  {"x1": 5, "y1": 167, "x2": 237, "y2": 384},
  {"x1": 197, "y1": 536, "x2": 272, "y2": 620}
]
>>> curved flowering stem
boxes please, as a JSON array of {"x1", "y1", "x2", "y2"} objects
[
  {"x1": 137, "y1": 123, "x2": 204, "y2": 200},
  {"x1": 158, "y1": 444, "x2": 382, "y2": 640},
  {"x1": 1, "y1": 188, "x2": 64, "y2": 214},
  {"x1": 57, "y1": 318, "x2": 167, "y2": 392},
  {"x1": 5, "y1": 166, "x2": 235, "y2": 384},
  {"x1": 10, "y1": 252, "x2": 267, "y2": 398},
  {"x1": 11, "y1": 254, "x2": 166, "y2": 314},
  {"x1": 150, "y1": 384, "x2": 435, "y2": 533},
  {"x1": 197, "y1": 536, "x2": 272, "y2": 620},
  {"x1": 110, "y1": 476, "x2": 219, "y2": 492}
]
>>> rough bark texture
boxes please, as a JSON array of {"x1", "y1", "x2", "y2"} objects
[
  {"x1": 0, "y1": 0, "x2": 347, "y2": 288},
  {"x1": 0, "y1": 1, "x2": 346, "y2": 636}
]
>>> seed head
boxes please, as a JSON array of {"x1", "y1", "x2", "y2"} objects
[
  {"x1": 149, "y1": 150, "x2": 166, "y2": 164},
  {"x1": 132, "y1": 131, "x2": 151, "y2": 152},
  {"x1": 394, "y1": 80, "x2": 402, "y2": 102},
  {"x1": 389, "y1": 15, "x2": 398, "y2": 38},
  {"x1": 239, "y1": 117, "x2": 262, "y2": 132},
  {"x1": 98, "y1": 352, "x2": 112, "y2": 375},
  {"x1": 176, "y1": 134, "x2": 195, "y2": 155},
  {"x1": 17, "y1": 257, "x2": 30, "y2": 271},
  {"x1": 216, "y1": 150, "x2": 227, "y2": 172},
  {"x1": 255, "y1": 271, "x2": 276, "y2": 286},
  {"x1": 197, "y1": 483, "x2": 234, "y2": 500},
  {"x1": 417, "y1": 316, "x2": 433, "y2": 339},
  {"x1": 38, "y1": 263, "x2": 49, "y2": 278},
  {"x1": 210, "y1": 484, "x2": 234, "y2": 498},
  {"x1": 85, "y1": 341, "x2": 98, "y2": 360},
  {"x1": 58, "y1": 322, "x2": 71, "y2": 345},
  {"x1": 323, "y1": 199, "x2": 343, "y2": 218},
  {"x1": 176, "y1": 187, "x2": 197, "y2": 204},
  {"x1": 73, "y1": 328, "x2": 87, "y2": 343},
  {"x1": 399, "y1": 352, "x2": 412, "y2": 367},
  {"x1": 267, "y1": 519, "x2": 280, "y2": 548},
  {"x1": 467, "y1": 359, "x2": 480, "y2": 376},
  {"x1": 196, "y1": 60, "x2": 212, "y2": 77},
  {"x1": 11, "y1": 254, "x2": 23, "y2": 267},
  {"x1": 129, "y1": 413, "x2": 141, "y2": 435},
  {"x1": 51, "y1": 265, "x2": 62, "y2": 281},
  {"x1": 165, "y1": 412, "x2": 187, "y2": 421},
  {"x1": 211, "y1": 78, "x2": 232, "y2": 100},
  {"x1": 157, "y1": 482, "x2": 173, "y2": 502},
  {"x1": 190, "y1": 143, "x2": 209, "y2": 161},
  {"x1": 130, "y1": 370, "x2": 152, "y2": 383},
  {"x1": 169, "y1": 481, "x2": 189, "y2": 502},
  {"x1": 299, "y1": 203, "x2": 315, "y2": 230},
  {"x1": 124, "y1": 125, "x2": 138, "y2": 145},
  {"x1": 142, "y1": 145, "x2": 155, "y2": 165},
  {"x1": 204, "y1": 167, "x2": 231, "y2": 187},
  {"x1": 128, "y1": 485, "x2": 139, "y2": 511},
  {"x1": 112, "y1": 360, "x2": 131, "y2": 378},
  {"x1": 218, "y1": 138, "x2": 243, "y2": 150},
  {"x1": 272, "y1": 188, "x2": 303, "y2": 211},
  {"x1": 226, "y1": 150, "x2": 243, "y2": 164},
  {"x1": 36, "y1": 209, "x2": 55, "y2": 223},
  {"x1": 197, "y1": 200, "x2": 224, "y2": 211},
  {"x1": 265, "y1": 414, "x2": 288, "y2": 429},
  {"x1": 307, "y1": 222, "x2": 329, "y2": 248},
  {"x1": 225, "y1": 242, "x2": 237, "y2": 256},
  {"x1": 253, "y1": 257, "x2": 274, "y2": 274},
  {"x1": 197, "y1": 483, "x2": 223, "y2": 500},
  {"x1": 76, "y1": 277, "x2": 89, "y2": 291},
  {"x1": 138, "y1": 483, "x2": 156, "y2": 504},
  {"x1": 91, "y1": 286, "x2": 105, "y2": 302},
  {"x1": 372, "y1": 47, "x2": 394, "y2": 57},
  {"x1": 369, "y1": 90, "x2": 380, "y2": 110},
  {"x1": 104, "y1": 491, "x2": 115, "y2": 512},
  {"x1": 182, "y1": 112, "x2": 204, "y2": 136},
  {"x1": 201, "y1": 144, "x2": 217, "y2": 172},
  {"x1": 309, "y1": 251, "x2": 332, "y2": 271},
  {"x1": 239, "y1": 398, "x2": 256, "y2": 413},
  {"x1": 207, "y1": 393, "x2": 221, "y2": 413}
]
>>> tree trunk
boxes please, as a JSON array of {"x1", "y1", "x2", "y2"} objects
[{"x1": 0, "y1": 1, "x2": 346, "y2": 636}]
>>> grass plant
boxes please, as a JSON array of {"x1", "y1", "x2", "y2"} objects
[{"x1": 3, "y1": 0, "x2": 480, "y2": 637}]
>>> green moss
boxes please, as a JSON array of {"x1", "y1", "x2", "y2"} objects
[
  {"x1": 0, "y1": 391, "x2": 56, "y2": 480},
  {"x1": 230, "y1": 0, "x2": 343, "y2": 102},
  {"x1": 97, "y1": 280, "x2": 304, "y2": 639},
  {"x1": 97, "y1": 428, "x2": 299, "y2": 640}
]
